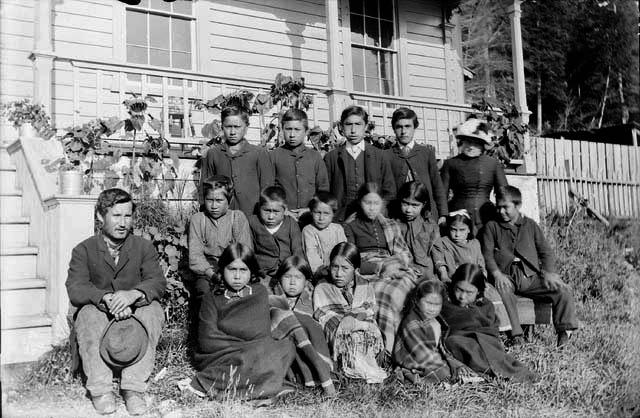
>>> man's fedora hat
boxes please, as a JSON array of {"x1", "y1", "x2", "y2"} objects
[{"x1": 99, "y1": 315, "x2": 149, "y2": 369}]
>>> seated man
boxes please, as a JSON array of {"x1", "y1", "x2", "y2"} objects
[
  {"x1": 66, "y1": 188, "x2": 166, "y2": 415},
  {"x1": 480, "y1": 185, "x2": 577, "y2": 347}
]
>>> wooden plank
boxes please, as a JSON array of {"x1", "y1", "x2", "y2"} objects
[
  {"x1": 595, "y1": 142, "x2": 605, "y2": 215},
  {"x1": 604, "y1": 143, "x2": 615, "y2": 216}
]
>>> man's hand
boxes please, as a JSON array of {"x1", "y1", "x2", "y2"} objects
[
  {"x1": 438, "y1": 216, "x2": 447, "y2": 226},
  {"x1": 543, "y1": 272, "x2": 567, "y2": 290},
  {"x1": 108, "y1": 289, "x2": 144, "y2": 315},
  {"x1": 493, "y1": 271, "x2": 514, "y2": 293},
  {"x1": 114, "y1": 306, "x2": 133, "y2": 321}
]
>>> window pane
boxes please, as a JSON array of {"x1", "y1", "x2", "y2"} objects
[
  {"x1": 172, "y1": 18, "x2": 191, "y2": 51},
  {"x1": 366, "y1": 77, "x2": 380, "y2": 94},
  {"x1": 149, "y1": 14, "x2": 170, "y2": 48},
  {"x1": 380, "y1": 51, "x2": 394, "y2": 79},
  {"x1": 382, "y1": 79, "x2": 394, "y2": 95},
  {"x1": 350, "y1": 14, "x2": 364, "y2": 44},
  {"x1": 127, "y1": 11, "x2": 147, "y2": 46},
  {"x1": 364, "y1": 0, "x2": 378, "y2": 17},
  {"x1": 365, "y1": 17, "x2": 379, "y2": 46},
  {"x1": 127, "y1": 45, "x2": 148, "y2": 64},
  {"x1": 172, "y1": 51, "x2": 191, "y2": 69},
  {"x1": 352, "y1": 47, "x2": 364, "y2": 76},
  {"x1": 150, "y1": 48, "x2": 170, "y2": 67},
  {"x1": 172, "y1": 0, "x2": 193, "y2": 15},
  {"x1": 149, "y1": 0, "x2": 170, "y2": 11},
  {"x1": 365, "y1": 49, "x2": 379, "y2": 78},
  {"x1": 354, "y1": 76, "x2": 365, "y2": 92},
  {"x1": 349, "y1": 0, "x2": 363, "y2": 15},
  {"x1": 380, "y1": 0, "x2": 394, "y2": 19},
  {"x1": 380, "y1": 20, "x2": 394, "y2": 48}
]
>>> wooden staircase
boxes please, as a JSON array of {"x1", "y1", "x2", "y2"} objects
[{"x1": 0, "y1": 145, "x2": 53, "y2": 363}]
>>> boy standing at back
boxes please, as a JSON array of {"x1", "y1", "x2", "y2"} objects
[
  {"x1": 269, "y1": 109, "x2": 329, "y2": 220},
  {"x1": 387, "y1": 107, "x2": 448, "y2": 223},
  {"x1": 200, "y1": 106, "x2": 275, "y2": 216},
  {"x1": 324, "y1": 105, "x2": 396, "y2": 220},
  {"x1": 481, "y1": 185, "x2": 578, "y2": 347}
]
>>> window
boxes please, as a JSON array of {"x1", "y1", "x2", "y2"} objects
[
  {"x1": 349, "y1": 0, "x2": 397, "y2": 95},
  {"x1": 126, "y1": 0, "x2": 193, "y2": 70}
]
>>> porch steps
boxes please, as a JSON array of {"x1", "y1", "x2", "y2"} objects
[{"x1": 1, "y1": 145, "x2": 53, "y2": 364}]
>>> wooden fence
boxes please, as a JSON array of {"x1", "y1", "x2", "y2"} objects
[{"x1": 534, "y1": 137, "x2": 640, "y2": 218}]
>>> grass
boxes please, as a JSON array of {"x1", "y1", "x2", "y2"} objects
[{"x1": 3, "y1": 214, "x2": 639, "y2": 417}]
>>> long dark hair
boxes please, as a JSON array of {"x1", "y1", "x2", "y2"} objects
[
  {"x1": 402, "y1": 280, "x2": 446, "y2": 318},
  {"x1": 272, "y1": 255, "x2": 313, "y2": 290},
  {"x1": 397, "y1": 181, "x2": 431, "y2": 217},
  {"x1": 215, "y1": 243, "x2": 261, "y2": 292},
  {"x1": 329, "y1": 242, "x2": 361, "y2": 270},
  {"x1": 448, "y1": 263, "x2": 486, "y2": 300}
]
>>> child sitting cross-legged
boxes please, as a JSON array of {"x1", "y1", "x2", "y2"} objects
[
  {"x1": 189, "y1": 243, "x2": 296, "y2": 401},
  {"x1": 249, "y1": 185, "x2": 304, "y2": 280},
  {"x1": 440, "y1": 264, "x2": 540, "y2": 383},
  {"x1": 393, "y1": 280, "x2": 475, "y2": 384},
  {"x1": 188, "y1": 175, "x2": 252, "y2": 297},
  {"x1": 313, "y1": 242, "x2": 387, "y2": 383},
  {"x1": 268, "y1": 256, "x2": 337, "y2": 396},
  {"x1": 302, "y1": 191, "x2": 347, "y2": 276}
]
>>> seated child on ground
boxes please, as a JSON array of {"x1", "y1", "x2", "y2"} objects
[
  {"x1": 313, "y1": 243, "x2": 387, "y2": 383},
  {"x1": 189, "y1": 175, "x2": 252, "y2": 297},
  {"x1": 302, "y1": 191, "x2": 347, "y2": 275},
  {"x1": 249, "y1": 185, "x2": 304, "y2": 279},
  {"x1": 190, "y1": 243, "x2": 295, "y2": 401},
  {"x1": 268, "y1": 256, "x2": 336, "y2": 395},
  {"x1": 431, "y1": 209, "x2": 506, "y2": 324},
  {"x1": 481, "y1": 185, "x2": 578, "y2": 347},
  {"x1": 440, "y1": 264, "x2": 539, "y2": 382},
  {"x1": 394, "y1": 280, "x2": 473, "y2": 384},
  {"x1": 395, "y1": 180, "x2": 442, "y2": 279},
  {"x1": 343, "y1": 182, "x2": 412, "y2": 274}
]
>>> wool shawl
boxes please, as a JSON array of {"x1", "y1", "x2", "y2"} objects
[
  {"x1": 312, "y1": 274, "x2": 378, "y2": 346},
  {"x1": 191, "y1": 283, "x2": 295, "y2": 399},
  {"x1": 440, "y1": 298, "x2": 536, "y2": 380},
  {"x1": 344, "y1": 214, "x2": 412, "y2": 266},
  {"x1": 393, "y1": 309, "x2": 451, "y2": 380}
]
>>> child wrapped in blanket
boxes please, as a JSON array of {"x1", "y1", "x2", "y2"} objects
[
  {"x1": 313, "y1": 242, "x2": 387, "y2": 383},
  {"x1": 268, "y1": 256, "x2": 337, "y2": 396}
]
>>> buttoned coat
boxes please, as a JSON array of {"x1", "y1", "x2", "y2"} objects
[
  {"x1": 269, "y1": 145, "x2": 329, "y2": 210},
  {"x1": 387, "y1": 143, "x2": 448, "y2": 219},
  {"x1": 324, "y1": 142, "x2": 396, "y2": 217},
  {"x1": 66, "y1": 234, "x2": 166, "y2": 308},
  {"x1": 200, "y1": 140, "x2": 275, "y2": 215}
]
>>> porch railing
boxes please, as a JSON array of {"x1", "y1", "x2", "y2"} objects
[{"x1": 350, "y1": 91, "x2": 471, "y2": 160}]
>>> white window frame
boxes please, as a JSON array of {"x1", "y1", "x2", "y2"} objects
[{"x1": 342, "y1": 0, "x2": 401, "y2": 96}]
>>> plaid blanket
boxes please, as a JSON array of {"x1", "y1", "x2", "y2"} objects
[
  {"x1": 367, "y1": 259, "x2": 422, "y2": 353},
  {"x1": 393, "y1": 308, "x2": 450, "y2": 380}
]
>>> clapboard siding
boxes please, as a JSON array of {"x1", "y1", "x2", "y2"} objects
[
  {"x1": 398, "y1": 0, "x2": 450, "y2": 102},
  {"x1": 204, "y1": 0, "x2": 333, "y2": 87},
  {"x1": 52, "y1": 0, "x2": 113, "y2": 59},
  {"x1": 0, "y1": 0, "x2": 34, "y2": 102}
]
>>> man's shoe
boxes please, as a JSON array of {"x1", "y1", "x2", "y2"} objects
[
  {"x1": 122, "y1": 390, "x2": 148, "y2": 416},
  {"x1": 557, "y1": 330, "x2": 572, "y2": 348},
  {"x1": 91, "y1": 393, "x2": 116, "y2": 415}
]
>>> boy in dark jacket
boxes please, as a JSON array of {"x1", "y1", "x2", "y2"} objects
[{"x1": 481, "y1": 186, "x2": 577, "y2": 347}]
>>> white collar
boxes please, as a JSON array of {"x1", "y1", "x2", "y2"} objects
[
  {"x1": 265, "y1": 222, "x2": 283, "y2": 234},
  {"x1": 402, "y1": 139, "x2": 415, "y2": 151},
  {"x1": 345, "y1": 140, "x2": 366, "y2": 153}
]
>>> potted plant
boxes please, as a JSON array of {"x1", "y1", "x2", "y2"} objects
[
  {"x1": 471, "y1": 99, "x2": 527, "y2": 166},
  {"x1": 43, "y1": 117, "x2": 123, "y2": 195},
  {"x1": 1, "y1": 99, "x2": 56, "y2": 139}
]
